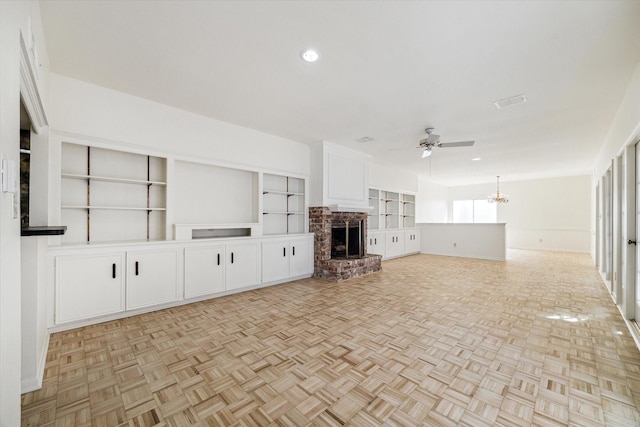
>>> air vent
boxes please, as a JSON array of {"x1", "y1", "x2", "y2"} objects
[
  {"x1": 494, "y1": 94, "x2": 526, "y2": 109},
  {"x1": 356, "y1": 136, "x2": 375, "y2": 143}
]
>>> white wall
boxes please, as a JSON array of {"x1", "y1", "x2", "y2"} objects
[
  {"x1": 49, "y1": 74, "x2": 310, "y2": 178},
  {"x1": 449, "y1": 175, "x2": 591, "y2": 253},
  {"x1": 0, "y1": 2, "x2": 51, "y2": 424},
  {"x1": 370, "y1": 162, "x2": 419, "y2": 194},
  {"x1": 21, "y1": 237, "x2": 49, "y2": 393},
  {"x1": 419, "y1": 223, "x2": 506, "y2": 261},
  {"x1": 416, "y1": 178, "x2": 448, "y2": 222},
  {"x1": 595, "y1": 62, "x2": 640, "y2": 179}
]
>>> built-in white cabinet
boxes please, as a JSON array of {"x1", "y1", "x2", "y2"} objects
[
  {"x1": 367, "y1": 229, "x2": 420, "y2": 260},
  {"x1": 385, "y1": 231, "x2": 405, "y2": 259},
  {"x1": 289, "y1": 236, "x2": 314, "y2": 278},
  {"x1": 184, "y1": 245, "x2": 225, "y2": 298},
  {"x1": 263, "y1": 173, "x2": 306, "y2": 235},
  {"x1": 367, "y1": 231, "x2": 385, "y2": 256},
  {"x1": 367, "y1": 187, "x2": 419, "y2": 260},
  {"x1": 51, "y1": 138, "x2": 313, "y2": 331},
  {"x1": 55, "y1": 253, "x2": 125, "y2": 324},
  {"x1": 126, "y1": 248, "x2": 180, "y2": 310},
  {"x1": 225, "y1": 241, "x2": 261, "y2": 291},
  {"x1": 262, "y1": 235, "x2": 314, "y2": 283},
  {"x1": 404, "y1": 229, "x2": 421, "y2": 254}
]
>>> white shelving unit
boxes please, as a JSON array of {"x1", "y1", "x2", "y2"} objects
[
  {"x1": 367, "y1": 188, "x2": 419, "y2": 260},
  {"x1": 401, "y1": 193, "x2": 416, "y2": 228},
  {"x1": 368, "y1": 188, "x2": 380, "y2": 230},
  {"x1": 262, "y1": 173, "x2": 306, "y2": 235},
  {"x1": 61, "y1": 143, "x2": 167, "y2": 243},
  {"x1": 381, "y1": 191, "x2": 400, "y2": 229},
  {"x1": 368, "y1": 188, "x2": 416, "y2": 230}
]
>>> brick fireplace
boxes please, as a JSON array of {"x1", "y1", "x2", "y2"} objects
[{"x1": 309, "y1": 207, "x2": 382, "y2": 281}]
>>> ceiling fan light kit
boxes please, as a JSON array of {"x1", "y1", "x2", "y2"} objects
[
  {"x1": 488, "y1": 175, "x2": 509, "y2": 203},
  {"x1": 417, "y1": 127, "x2": 475, "y2": 158}
]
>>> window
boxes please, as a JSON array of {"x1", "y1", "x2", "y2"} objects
[
  {"x1": 452, "y1": 200, "x2": 473, "y2": 223},
  {"x1": 452, "y1": 199, "x2": 496, "y2": 223}
]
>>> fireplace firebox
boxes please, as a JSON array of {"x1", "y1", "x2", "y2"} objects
[{"x1": 331, "y1": 220, "x2": 364, "y2": 259}]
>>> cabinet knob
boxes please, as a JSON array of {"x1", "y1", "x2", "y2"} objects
[
  {"x1": 217, "y1": 253, "x2": 220, "y2": 265},
  {"x1": 135, "y1": 261, "x2": 139, "y2": 276},
  {"x1": 231, "y1": 252, "x2": 234, "y2": 264},
  {"x1": 112, "y1": 263, "x2": 116, "y2": 279},
  {"x1": 283, "y1": 247, "x2": 286, "y2": 257},
  {"x1": 292, "y1": 246, "x2": 296, "y2": 256}
]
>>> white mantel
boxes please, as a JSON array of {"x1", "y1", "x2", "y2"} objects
[{"x1": 310, "y1": 141, "x2": 371, "y2": 212}]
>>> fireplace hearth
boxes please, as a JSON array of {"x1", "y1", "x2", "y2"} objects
[{"x1": 309, "y1": 207, "x2": 382, "y2": 281}]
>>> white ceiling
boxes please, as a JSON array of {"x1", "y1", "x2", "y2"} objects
[{"x1": 39, "y1": 1, "x2": 640, "y2": 185}]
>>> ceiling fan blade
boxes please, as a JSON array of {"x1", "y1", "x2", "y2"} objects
[{"x1": 438, "y1": 140, "x2": 475, "y2": 148}]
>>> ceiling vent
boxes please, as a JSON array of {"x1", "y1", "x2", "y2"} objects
[
  {"x1": 494, "y1": 94, "x2": 526, "y2": 109},
  {"x1": 356, "y1": 136, "x2": 375, "y2": 143}
]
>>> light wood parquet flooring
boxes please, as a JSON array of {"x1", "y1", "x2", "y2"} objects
[{"x1": 22, "y1": 250, "x2": 640, "y2": 426}]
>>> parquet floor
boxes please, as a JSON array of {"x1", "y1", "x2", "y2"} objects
[{"x1": 21, "y1": 250, "x2": 640, "y2": 426}]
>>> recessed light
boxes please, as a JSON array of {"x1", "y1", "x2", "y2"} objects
[
  {"x1": 300, "y1": 48, "x2": 320, "y2": 63},
  {"x1": 472, "y1": 157, "x2": 481, "y2": 161}
]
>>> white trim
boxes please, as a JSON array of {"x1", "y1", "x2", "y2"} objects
[
  {"x1": 19, "y1": 31, "x2": 48, "y2": 133},
  {"x1": 21, "y1": 332, "x2": 50, "y2": 394}
]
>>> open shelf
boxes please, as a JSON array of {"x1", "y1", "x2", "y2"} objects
[
  {"x1": 62, "y1": 173, "x2": 166, "y2": 186},
  {"x1": 61, "y1": 143, "x2": 167, "y2": 243},
  {"x1": 62, "y1": 206, "x2": 167, "y2": 211},
  {"x1": 262, "y1": 173, "x2": 306, "y2": 235}
]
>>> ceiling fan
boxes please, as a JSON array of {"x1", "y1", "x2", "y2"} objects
[{"x1": 419, "y1": 128, "x2": 475, "y2": 158}]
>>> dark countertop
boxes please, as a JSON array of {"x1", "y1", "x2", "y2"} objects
[{"x1": 21, "y1": 226, "x2": 67, "y2": 236}]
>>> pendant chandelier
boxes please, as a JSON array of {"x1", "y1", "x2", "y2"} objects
[{"x1": 488, "y1": 176, "x2": 509, "y2": 203}]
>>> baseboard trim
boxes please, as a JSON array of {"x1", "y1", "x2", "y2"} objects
[{"x1": 21, "y1": 331, "x2": 50, "y2": 394}]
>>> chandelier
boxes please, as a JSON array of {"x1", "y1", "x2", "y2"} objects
[{"x1": 488, "y1": 176, "x2": 509, "y2": 203}]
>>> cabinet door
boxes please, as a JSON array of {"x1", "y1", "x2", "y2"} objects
[
  {"x1": 226, "y1": 242, "x2": 261, "y2": 290},
  {"x1": 56, "y1": 253, "x2": 125, "y2": 324},
  {"x1": 289, "y1": 236, "x2": 313, "y2": 278},
  {"x1": 404, "y1": 229, "x2": 421, "y2": 254},
  {"x1": 127, "y1": 248, "x2": 180, "y2": 310},
  {"x1": 262, "y1": 239, "x2": 290, "y2": 283},
  {"x1": 367, "y1": 231, "x2": 385, "y2": 257},
  {"x1": 385, "y1": 232, "x2": 405, "y2": 258},
  {"x1": 185, "y1": 245, "x2": 225, "y2": 298}
]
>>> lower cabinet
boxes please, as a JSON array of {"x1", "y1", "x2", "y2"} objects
[
  {"x1": 56, "y1": 253, "x2": 125, "y2": 324},
  {"x1": 226, "y1": 241, "x2": 261, "y2": 290},
  {"x1": 367, "y1": 228, "x2": 420, "y2": 260},
  {"x1": 385, "y1": 231, "x2": 405, "y2": 258},
  {"x1": 289, "y1": 236, "x2": 314, "y2": 278},
  {"x1": 52, "y1": 234, "x2": 311, "y2": 327},
  {"x1": 184, "y1": 245, "x2": 225, "y2": 298},
  {"x1": 367, "y1": 231, "x2": 385, "y2": 256},
  {"x1": 126, "y1": 248, "x2": 180, "y2": 310},
  {"x1": 404, "y1": 229, "x2": 421, "y2": 254},
  {"x1": 262, "y1": 235, "x2": 313, "y2": 283}
]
